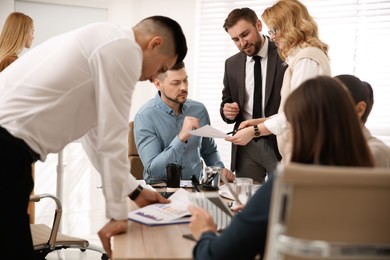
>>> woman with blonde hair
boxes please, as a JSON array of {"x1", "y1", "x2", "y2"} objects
[
  {"x1": 227, "y1": 0, "x2": 331, "y2": 163},
  {"x1": 0, "y1": 12, "x2": 34, "y2": 72}
]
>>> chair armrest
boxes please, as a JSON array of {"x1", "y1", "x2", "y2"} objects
[
  {"x1": 277, "y1": 233, "x2": 390, "y2": 258},
  {"x1": 30, "y1": 193, "x2": 62, "y2": 249}
]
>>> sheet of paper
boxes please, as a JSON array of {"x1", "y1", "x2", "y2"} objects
[
  {"x1": 219, "y1": 184, "x2": 261, "y2": 201},
  {"x1": 188, "y1": 125, "x2": 228, "y2": 139},
  {"x1": 128, "y1": 188, "x2": 191, "y2": 226}
]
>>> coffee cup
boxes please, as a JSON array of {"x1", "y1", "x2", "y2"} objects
[{"x1": 165, "y1": 163, "x2": 182, "y2": 190}]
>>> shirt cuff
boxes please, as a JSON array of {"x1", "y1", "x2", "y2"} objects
[{"x1": 264, "y1": 112, "x2": 288, "y2": 135}]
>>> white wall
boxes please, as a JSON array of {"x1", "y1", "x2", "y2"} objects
[
  {"x1": 0, "y1": 0, "x2": 196, "y2": 120},
  {"x1": 108, "y1": 0, "x2": 196, "y2": 120}
]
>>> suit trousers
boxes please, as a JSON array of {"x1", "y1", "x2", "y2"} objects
[
  {"x1": 235, "y1": 138, "x2": 279, "y2": 183},
  {"x1": 0, "y1": 126, "x2": 35, "y2": 259}
]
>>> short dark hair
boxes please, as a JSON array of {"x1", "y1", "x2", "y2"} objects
[
  {"x1": 334, "y1": 74, "x2": 374, "y2": 123},
  {"x1": 223, "y1": 8, "x2": 258, "y2": 32},
  {"x1": 169, "y1": 61, "x2": 185, "y2": 71},
  {"x1": 144, "y1": 16, "x2": 187, "y2": 65}
]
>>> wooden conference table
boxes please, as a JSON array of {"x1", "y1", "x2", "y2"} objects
[{"x1": 112, "y1": 186, "x2": 197, "y2": 260}]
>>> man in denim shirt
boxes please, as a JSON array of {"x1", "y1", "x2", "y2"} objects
[{"x1": 134, "y1": 61, "x2": 235, "y2": 184}]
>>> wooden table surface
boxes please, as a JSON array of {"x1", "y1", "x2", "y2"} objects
[{"x1": 112, "y1": 188, "x2": 196, "y2": 260}]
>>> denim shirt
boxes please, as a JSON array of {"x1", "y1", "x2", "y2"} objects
[{"x1": 134, "y1": 93, "x2": 224, "y2": 183}]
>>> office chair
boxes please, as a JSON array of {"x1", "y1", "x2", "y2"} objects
[
  {"x1": 128, "y1": 121, "x2": 144, "y2": 179},
  {"x1": 30, "y1": 193, "x2": 108, "y2": 260},
  {"x1": 28, "y1": 164, "x2": 35, "y2": 224},
  {"x1": 264, "y1": 163, "x2": 390, "y2": 260}
]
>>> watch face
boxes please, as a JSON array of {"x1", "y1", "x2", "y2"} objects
[{"x1": 254, "y1": 126, "x2": 261, "y2": 137}]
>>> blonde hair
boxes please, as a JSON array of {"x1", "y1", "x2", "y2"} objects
[
  {"x1": 0, "y1": 12, "x2": 34, "y2": 62},
  {"x1": 262, "y1": 0, "x2": 328, "y2": 61}
]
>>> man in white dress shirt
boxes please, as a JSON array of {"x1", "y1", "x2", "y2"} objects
[{"x1": 0, "y1": 16, "x2": 187, "y2": 259}]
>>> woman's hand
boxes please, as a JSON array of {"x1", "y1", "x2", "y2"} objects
[
  {"x1": 188, "y1": 205, "x2": 217, "y2": 240},
  {"x1": 225, "y1": 127, "x2": 253, "y2": 145},
  {"x1": 238, "y1": 118, "x2": 266, "y2": 129}
]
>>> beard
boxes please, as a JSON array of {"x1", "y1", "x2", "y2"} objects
[
  {"x1": 241, "y1": 33, "x2": 262, "y2": 56},
  {"x1": 163, "y1": 92, "x2": 187, "y2": 105}
]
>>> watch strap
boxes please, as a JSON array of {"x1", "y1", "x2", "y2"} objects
[{"x1": 130, "y1": 185, "x2": 144, "y2": 201}]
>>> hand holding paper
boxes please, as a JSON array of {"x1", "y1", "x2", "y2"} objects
[{"x1": 188, "y1": 125, "x2": 229, "y2": 138}]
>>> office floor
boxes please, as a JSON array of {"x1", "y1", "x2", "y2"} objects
[{"x1": 35, "y1": 143, "x2": 109, "y2": 259}]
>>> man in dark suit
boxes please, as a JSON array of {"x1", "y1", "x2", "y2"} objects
[{"x1": 220, "y1": 8, "x2": 286, "y2": 183}]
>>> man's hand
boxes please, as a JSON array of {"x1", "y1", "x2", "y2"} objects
[
  {"x1": 133, "y1": 188, "x2": 170, "y2": 208},
  {"x1": 98, "y1": 219, "x2": 128, "y2": 259},
  {"x1": 178, "y1": 116, "x2": 200, "y2": 142},
  {"x1": 223, "y1": 102, "x2": 239, "y2": 120},
  {"x1": 221, "y1": 168, "x2": 235, "y2": 182}
]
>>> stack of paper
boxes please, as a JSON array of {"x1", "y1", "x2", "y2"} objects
[{"x1": 128, "y1": 188, "x2": 191, "y2": 226}]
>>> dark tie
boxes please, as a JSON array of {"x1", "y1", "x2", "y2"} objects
[{"x1": 252, "y1": 55, "x2": 262, "y2": 119}]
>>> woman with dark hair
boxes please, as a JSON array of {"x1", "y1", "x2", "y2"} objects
[
  {"x1": 285, "y1": 76, "x2": 373, "y2": 166},
  {"x1": 189, "y1": 76, "x2": 373, "y2": 260}
]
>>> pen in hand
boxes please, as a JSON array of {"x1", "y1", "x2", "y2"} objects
[{"x1": 226, "y1": 127, "x2": 245, "y2": 135}]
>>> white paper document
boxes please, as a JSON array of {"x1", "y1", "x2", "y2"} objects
[
  {"x1": 128, "y1": 188, "x2": 191, "y2": 226},
  {"x1": 188, "y1": 125, "x2": 228, "y2": 138},
  {"x1": 218, "y1": 184, "x2": 261, "y2": 201}
]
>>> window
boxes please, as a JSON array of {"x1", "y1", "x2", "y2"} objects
[{"x1": 194, "y1": 0, "x2": 390, "y2": 168}]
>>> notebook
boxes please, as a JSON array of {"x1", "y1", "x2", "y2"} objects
[{"x1": 188, "y1": 192, "x2": 234, "y2": 231}]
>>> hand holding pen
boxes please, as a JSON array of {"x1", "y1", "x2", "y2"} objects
[
  {"x1": 226, "y1": 127, "x2": 245, "y2": 136},
  {"x1": 225, "y1": 127, "x2": 254, "y2": 145}
]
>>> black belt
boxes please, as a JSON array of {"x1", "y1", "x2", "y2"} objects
[{"x1": 0, "y1": 126, "x2": 40, "y2": 163}]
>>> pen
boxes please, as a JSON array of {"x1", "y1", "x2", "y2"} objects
[
  {"x1": 220, "y1": 174, "x2": 242, "y2": 205},
  {"x1": 191, "y1": 175, "x2": 201, "y2": 192},
  {"x1": 226, "y1": 127, "x2": 245, "y2": 135}
]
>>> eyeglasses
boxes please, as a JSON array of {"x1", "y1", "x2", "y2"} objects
[{"x1": 268, "y1": 28, "x2": 277, "y2": 36}]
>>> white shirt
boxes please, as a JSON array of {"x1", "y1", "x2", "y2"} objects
[
  {"x1": 243, "y1": 36, "x2": 269, "y2": 120},
  {"x1": 264, "y1": 49, "x2": 325, "y2": 135},
  {"x1": 0, "y1": 22, "x2": 141, "y2": 220},
  {"x1": 363, "y1": 127, "x2": 390, "y2": 168}
]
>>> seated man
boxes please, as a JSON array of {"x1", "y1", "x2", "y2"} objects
[
  {"x1": 134, "y1": 61, "x2": 235, "y2": 184},
  {"x1": 335, "y1": 74, "x2": 390, "y2": 168}
]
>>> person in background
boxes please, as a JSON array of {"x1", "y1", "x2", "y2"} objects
[
  {"x1": 189, "y1": 76, "x2": 373, "y2": 260},
  {"x1": 0, "y1": 16, "x2": 187, "y2": 259},
  {"x1": 220, "y1": 8, "x2": 286, "y2": 183},
  {"x1": 0, "y1": 12, "x2": 34, "y2": 72},
  {"x1": 335, "y1": 74, "x2": 390, "y2": 168},
  {"x1": 135, "y1": 61, "x2": 235, "y2": 184},
  {"x1": 227, "y1": 0, "x2": 331, "y2": 164}
]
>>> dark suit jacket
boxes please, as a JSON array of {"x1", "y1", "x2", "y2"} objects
[{"x1": 220, "y1": 39, "x2": 286, "y2": 171}]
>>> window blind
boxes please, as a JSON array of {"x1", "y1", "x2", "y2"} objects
[{"x1": 194, "y1": 0, "x2": 390, "y2": 168}]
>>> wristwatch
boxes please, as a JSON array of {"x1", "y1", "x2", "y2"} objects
[
  {"x1": 253, "y1": 125, "x2": 261, "y2": 137},
  {"x1": 129, "y1": 185, "x2": 144, "y2": 201}
]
